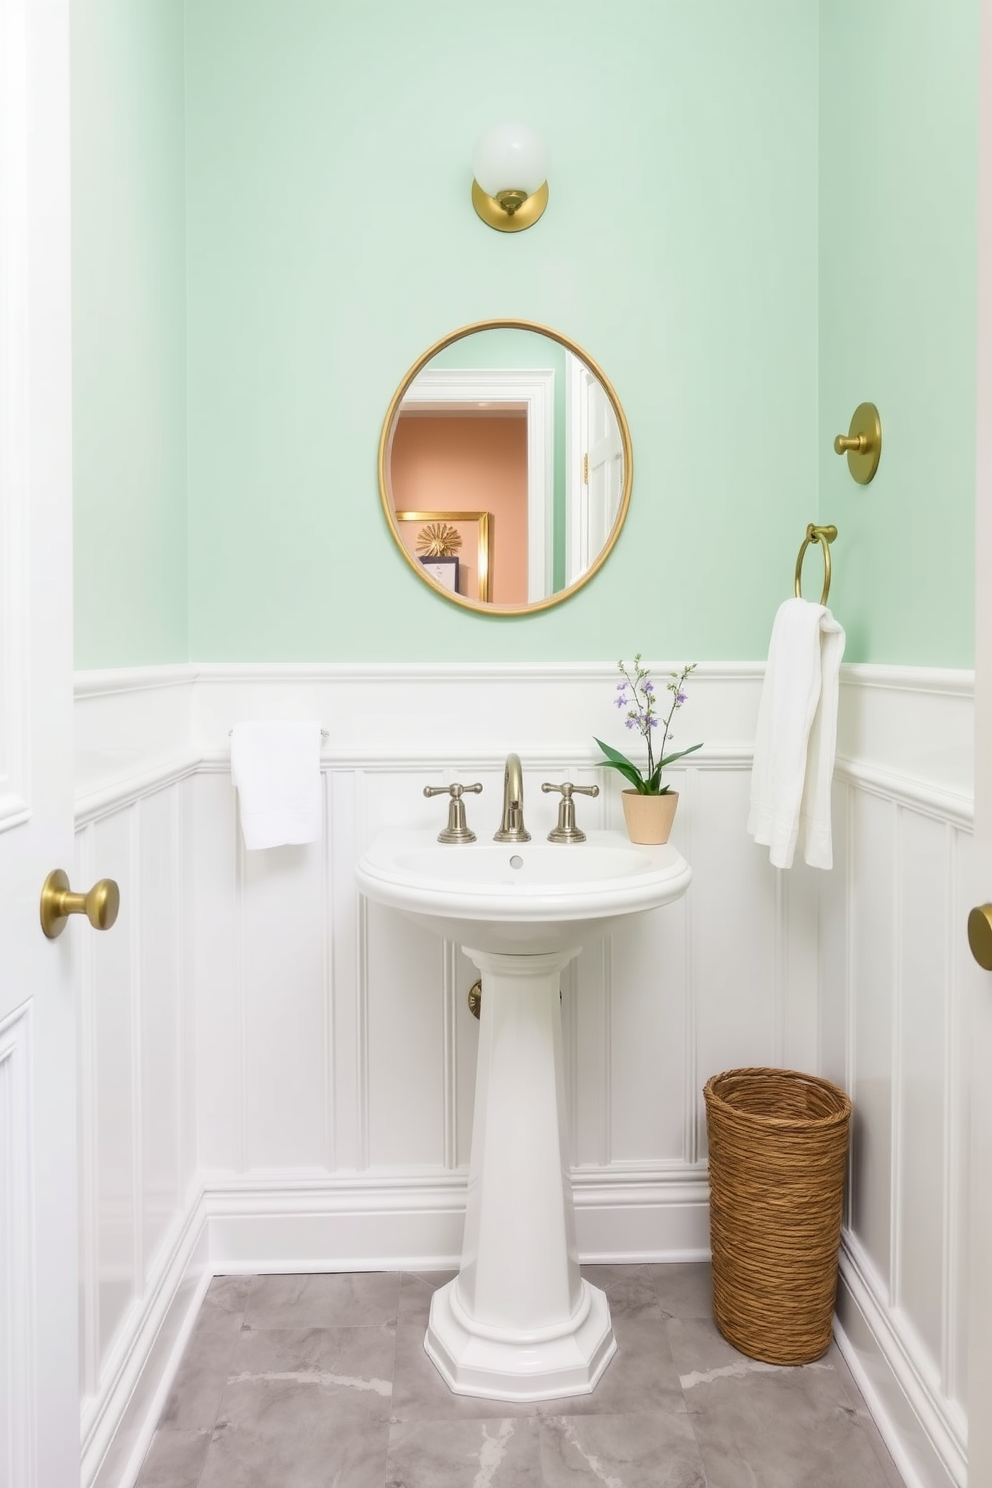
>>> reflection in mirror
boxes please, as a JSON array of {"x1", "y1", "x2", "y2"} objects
[{"x1": 378, "y1": 321, "x2": 632, "y2": 615}]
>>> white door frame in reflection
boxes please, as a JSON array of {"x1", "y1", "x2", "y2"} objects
[{"x1": 396, "y1": 367, "x2": 554, "y2": 602}]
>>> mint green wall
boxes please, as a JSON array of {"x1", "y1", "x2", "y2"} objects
[
  {"x1": 818, "y1": 1, "x2": 979, "y2": 665},
  {"x1": 71, "y1": 1, "x2": 978, "y2": 667},
  {"x1": 184, "y1": 0, "x2": 819, "y2": 661},
  {"x1": 71, "y1": 0, "x2": 189, "y2": 668}
]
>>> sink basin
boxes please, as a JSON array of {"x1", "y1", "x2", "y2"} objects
[
  {"x1": 355, "y1": 826, "x2": 692, "y2": 1402},
  {"x1": 356, "y1": 829, "x2": 692, "y2": 954}
]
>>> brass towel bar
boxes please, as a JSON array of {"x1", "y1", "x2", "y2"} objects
[{"x1": 794, "y1": 524, "x2": 837, "y2": 605}]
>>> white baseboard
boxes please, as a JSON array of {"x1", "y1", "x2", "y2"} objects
[{"x1": 835, "y1": 1236, "x2": 966, "y2": 1488}]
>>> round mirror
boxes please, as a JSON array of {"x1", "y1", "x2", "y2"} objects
[{"x1": 377, "y1": 319, "x2": 632, "y2": 614}]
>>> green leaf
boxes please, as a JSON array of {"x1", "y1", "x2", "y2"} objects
[
  {"x1": 593, "y1": 737, "x2": 646, "y2": 791},
  {"x1": 657, "y1": 742, "x2": 703, "y2": 768}
]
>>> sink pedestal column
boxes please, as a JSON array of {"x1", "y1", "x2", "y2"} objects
[{"x1": 425, "y1": 947, "x2": 616, "y2": 1400}]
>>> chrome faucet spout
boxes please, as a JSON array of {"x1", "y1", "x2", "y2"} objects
[{"x1": 494, "y1": 752, "x2": 531, "y2": 843}]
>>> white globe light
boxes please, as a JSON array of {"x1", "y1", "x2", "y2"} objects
[{"x1": 472, "y1": 123, "x2": 549, "y2": 198}]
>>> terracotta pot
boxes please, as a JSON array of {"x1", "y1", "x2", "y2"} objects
[{"x1": 621, "y1": 789, "x2": 679, "y2": 845}]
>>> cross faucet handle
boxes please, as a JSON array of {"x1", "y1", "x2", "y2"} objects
[
  {"x1": 541, "y1": 781, "x2": 600, "y2": 844},
  {"x1": 423, "y1": 782, "x2": 483, "y2": 844}
]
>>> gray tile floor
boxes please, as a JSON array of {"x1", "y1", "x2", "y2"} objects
[{"x1": 135, "y1": 1264, "x2": 907, "y2": 1487}]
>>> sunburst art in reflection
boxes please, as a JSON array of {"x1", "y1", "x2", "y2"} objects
[{"x1": 416, "y1": 522, "x2": 463, "y2": 558}]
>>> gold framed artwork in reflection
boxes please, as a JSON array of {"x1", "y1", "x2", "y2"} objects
[{"x1": 395, "y1": 511, "x2": 492, "y2": 602}]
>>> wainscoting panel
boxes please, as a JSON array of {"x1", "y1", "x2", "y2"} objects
[
  {"x1": 72, "y1": 663, "x2": 974, "y2": 1488},
  {"x1": 827, "y1": 740, "x2": 974, "y2": 1488},
  {"x1": 190, "y1": 770, "x2": 240, "y2": 1174},
  {"x1": 241, "y1": 835, "x2": 328, "y2": 1172},
  {"x1": 137, "y1": 786, "x2": 183, "y2": 1279},
  {"x1": 82, "y1": 808, "x2": 137, "y2": 1377},
  {"x1": 77, "y1": 769, "x2": 199, "y2": 1485}
]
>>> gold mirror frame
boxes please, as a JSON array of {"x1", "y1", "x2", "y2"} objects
[{"x1": 377, "y1": 318, "x2": 633, "y2": 615}]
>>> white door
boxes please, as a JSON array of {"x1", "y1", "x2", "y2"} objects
[
  {"x1": 584, "y1": 371, "x2": 623, "y2": 558},
  {"x1": 966, "y1": 3, "x2": 992, "y2": 1479},
  {"x1": 565, "y1": 358, "x2": 623, "y2": 585},
  {"x1": 1, "y1": 2, "x2": 81, "y2": 1484}
]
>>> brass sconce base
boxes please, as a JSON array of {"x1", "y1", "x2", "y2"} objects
[
  {"x1": 834, "y1": 402, "x2": 882, "y2": 484},
  {"x1": 472, "y1": 179, "x2": 549, "y2": 232}
]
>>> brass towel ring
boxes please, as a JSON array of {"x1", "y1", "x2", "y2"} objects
[{"x1": 794, "y1": 523, "x2": 838, "y2": 605}]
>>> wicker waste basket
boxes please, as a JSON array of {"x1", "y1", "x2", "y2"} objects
[{"x1": 703, "y1": 1066, "x2": 851, "y2": 1366}]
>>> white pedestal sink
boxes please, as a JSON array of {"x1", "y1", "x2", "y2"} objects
[{"x1": 355, "y1": 830, "x2": 691, "y2": 1401}]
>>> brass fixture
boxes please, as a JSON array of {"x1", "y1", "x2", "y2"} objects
[
  {"x1": 968, "y1": 904, "x2": 992, "y2": 970},
  {"x1": 833, "y1": 402, "x2": 881, "y2": 484},
  {"x1": 471, "y1": 123, "x2": 549, "y2": 233},
  {"x1": 471, "y1": 178, "x2": 549, "y2": 233},
  {"x1": 494, "y1": 753, "x2": 530, "y2": 843},
  {"x1": 794, "y1": 523, "x2": 838, "y2": 605},
  {"x1": 40, "y1": 869, "x2": 120, "y2": 940},
  {"x1": 424, "y1": 782, "x2": 483, "y2": 844},
  {"x1": 542, "y1": 781, "x2": 600, "y2": 843}
]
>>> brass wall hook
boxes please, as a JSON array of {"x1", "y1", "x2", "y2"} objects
[{"x1": 834, "y1": 402, "x2": 881, "y2": 484}]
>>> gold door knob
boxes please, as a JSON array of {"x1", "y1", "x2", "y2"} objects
[
  {"x1": 968, "y1": 904, "x2": 992, "y2": 971},
  {"x1": 40, "y1": 869, "x2": 120, "y2": 940}
]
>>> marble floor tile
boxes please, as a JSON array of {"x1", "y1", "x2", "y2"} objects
[
  {"x1": 580, "y1": 1261, "x2": 651, "y2": 1292},
  {"x1": 198, "y1": 1401, "x2": 389, "y2": 1488},
  {"x1": 541, "y1": 1411, "x2": 705, "y2": 1488},
  {"x1": 244, "y1": 1271, "x2": 400, "y2": 1330},
  {"x1": 204, "y1": 1274, "x2": 254, "y2": 1316},
  {"x1": 397, "y1": 1270, "x2": 453, "y2": 1326},
  {"x1": 157, "y1": 1296, "x2": 247, "y2": 1433},
  {"x1": 133, "y1": 1427, "x2": 212, "y2": 1488},
  {"x1": 668, "y1": 1317, "x2": 895, "y2": 1488},
  {"x1": 135, "y1": 1266, "x2": 907, "y2": 1488},
  {"x1": 385, "y1": 1417, "x2": 543, "y2": 1488},
  {"x1": 538, "y1": 1312, "x2": 686, "y2": 1418},
  {"x1": 642, "y1": 1260, "x2": 714, "y2": 1320},
  {"x1": 226, "y1": 1321, "x2": 397, "y2": 1421}
]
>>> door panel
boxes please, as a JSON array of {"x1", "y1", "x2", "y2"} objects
[{"x1": 0, "y1": 3, "x2": 78, "y2": 1483}]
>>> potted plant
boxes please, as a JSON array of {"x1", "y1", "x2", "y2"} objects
[{"x1": 594, "y1": 658, "x2": 701, "y2": 843}]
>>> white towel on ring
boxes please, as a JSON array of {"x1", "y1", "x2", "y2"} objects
[
  {"x1": 747, "y1": 598, "x2": 846, "y2": 870},
  {"x1": 230, "y1": 722, "x2": 322, "y2": 850}
]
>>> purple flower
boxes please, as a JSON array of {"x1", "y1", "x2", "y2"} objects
[{"x1": 643, "y1": 680, "x2": 654, "y2": 694}]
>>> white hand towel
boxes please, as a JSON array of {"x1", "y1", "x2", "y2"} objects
[
  {"x1": 230, "y1": 722, "x2": 322, "y2": 850},
  {"x1": 747, "y1": 597, "x2": 846, "y2": 870}
]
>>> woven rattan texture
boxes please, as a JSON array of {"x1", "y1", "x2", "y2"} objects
[{"x1": 704, "y1": 1067, "x2": 852, "y2": 1366}]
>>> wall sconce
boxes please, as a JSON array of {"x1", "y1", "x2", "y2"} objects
[{"x1": 471, "y1": 123, "x2": 549, "y2": 233}]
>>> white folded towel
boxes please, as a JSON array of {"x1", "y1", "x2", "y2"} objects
[
  {"x1": 747, "y1": 597, "x2": 846, "y2": 870},
  {"x1": 230, "y1": 722, "x2": 322, "y2": 850}
]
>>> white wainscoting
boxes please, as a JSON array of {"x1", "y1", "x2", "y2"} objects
[{"x1": 73, "y1": 662, "x2": 973, "y2": 1488}]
